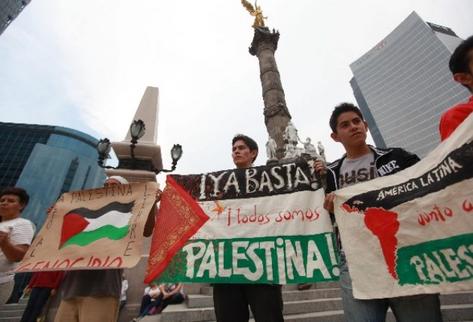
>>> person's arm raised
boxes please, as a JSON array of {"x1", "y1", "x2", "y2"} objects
[{"x1": 143, "y1": 189, "x2": 162, "y2": 237}]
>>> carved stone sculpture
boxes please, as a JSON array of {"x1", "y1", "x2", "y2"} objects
[
  {"x1": 266, "y1": 137, "x2": 277, "y2": 160},
  {"x1": 303, "y1": 137, "x2": 319, "y2": 158},
  {"x1": 317, "y1": 141, "x2": 326, "y2": 162}
]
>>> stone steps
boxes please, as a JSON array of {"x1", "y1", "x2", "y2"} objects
[
  {"x1": 3, "y1": 287, "x2": 473, "y2": 322},
  {"x1": 0, "y1": 303, "x2": 27, "y2": 311},
  {"x1": 248, "y1": 304, "x2": 473, "y2": 322},
  {"x1": 143, "y1": 303, "x2": 473, "y2": 322},
  {"x1": 0, "y1": 308, "x2": 26, "y2": 318},
  {"x1": 0, "y1": 298, "x2": 28, "y2": 322},
  {"x1": 189, "y1": 288, "x2": 341, "y2": 308},
  {"x1": 198, "y1": 282, "x2": 339, "y2": 295},
  {"x1": 152, "y1": 289, "x2": 473, "y2": 322}
]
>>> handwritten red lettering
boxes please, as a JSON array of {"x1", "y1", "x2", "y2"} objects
[
  {"x1": 50, "y1": 259, "x2": 61, "y2": 269},
  {"x1": 32, "y1": 261, "x2": 45, "y2": 270},
  {"x1": 225, "y1": 206, "x2": 270, "y2": 226},
  {"x1": 70, "y1": 257, "x2": 85, "y2": 268},
  {"x1": 16, "y1": 255, "x2": 123, "y2": 272},
  {"x1": 226, "y1": 208, "x2": 232, "y2": 226},
  {"x1": 90, "y1": 258, "x2": 102, "y2": 267},
  {"x1": 106, "y1": 257, "x2": 123, "y2": 268},
  {"x1": 57, "y1": 259, "x2": 71, "y2": 269},
  {"x1": 463, "y1": 199, "x2": 473, "y2": 213},
  {"x1": 16, "y1": 263, "x2": 32, "y2": 271},
  {"x1": 275, "y1": 209, "x2": 320, "y2": 223},
  {"x1": 418, "y1": 205, "x2": 453, "y2": 226}
]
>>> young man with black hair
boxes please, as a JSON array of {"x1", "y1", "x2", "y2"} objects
[
  {"x1": 212, "y1": 134, "x2": 284, "y2": 322},
  {"x1": 440, "y1": 35, "x2": 473, "y2": 141},
  {"x1": 0, "y1": 187, "x2": 35, "y2": 304},
  {"x1": 317, "y1": 103, "x2": 443, "y2": 321}
]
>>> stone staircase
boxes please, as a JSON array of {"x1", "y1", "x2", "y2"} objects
[
  {"x1": 0, "y1": 298, "x2": 28, "y2": 322},
  {"x1": 2, "y1": 284, "x2": 473, "y2": 322},
  {"x1": 139, "y1": 283, "x2": 473, "y2": 322}
]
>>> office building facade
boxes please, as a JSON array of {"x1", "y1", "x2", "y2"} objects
[
  {"x1": 0, "y1": 0, "x2": 31, "y2": 35},
  {"x1": 0, "y1": 122, "x2": 105, "y2": 228},
  {"x1": 350, "y1": 12, "x2": 470, "y2": 157}
]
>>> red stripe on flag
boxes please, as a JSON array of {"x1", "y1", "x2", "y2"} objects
[
  {"x1": 60, "y1": 213, "x2": 89, "y2": 248},
  {"x1": 144, "y1": 176, "x2": 209, "y2": 283}
]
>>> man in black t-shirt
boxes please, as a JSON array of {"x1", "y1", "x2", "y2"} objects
[{"x1": 212, "y1": 134, "x2": 284, "y2": 322}]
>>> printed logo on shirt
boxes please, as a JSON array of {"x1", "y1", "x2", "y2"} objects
[
  {"x1": 339, "y1": 162, "x2": 377, "y2": 188},
  {"x1": 377, "y1": 160, "x2": 399, "y2": 176}
]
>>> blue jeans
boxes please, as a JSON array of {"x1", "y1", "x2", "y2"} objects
[{"x1": 339, "y1": 252, "x2": 443, "y2": 322}]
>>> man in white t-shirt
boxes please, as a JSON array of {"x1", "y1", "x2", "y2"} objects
[{"x1": 0, "y1": 187, "x2": 35, "y2": 304}]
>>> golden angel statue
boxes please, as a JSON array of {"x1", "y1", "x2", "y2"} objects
[{"x1": 241, "y1": 0, "x2": 267, "y2": 28}]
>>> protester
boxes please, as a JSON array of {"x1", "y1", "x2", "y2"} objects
[
  {"x1": 20, "y1": 271, "x2": 64, "y2": 322},
  {"x1": 439, "y1": 35, "x2": 473, "y2": 141},
  {"x1": 0, "y1": 187, "x2": 35, "y2": 304},
  {"x1": 134, "y1": 282, "x2": 185, "y2": 320},
  {"x1": 315, "y1": 103, "x2": 442, "y2": 321},
  {"x1": 212, "y1": 134, "x2": 284, "y2": 322},
  {"x1": 132, "y1": 282, "x2": 161, "y2": 321},
  {"x1": 155, "y1": 283, "x2": 185, "y2": 313},
  {"x1": 54, "y1": 176, "x2": 161, "y2": 322}
]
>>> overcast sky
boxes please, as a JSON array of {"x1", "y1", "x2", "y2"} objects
[{"x1": 1, "y1": 0, "x2": 472, "y2": 179}]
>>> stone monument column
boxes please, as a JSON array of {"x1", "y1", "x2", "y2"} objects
[
  {"x1": 107, "y1": 87, "x2": 163, "y2": 321},
  {"x1": 250, "y1": 27, "x2": 292, "y2": 160}
]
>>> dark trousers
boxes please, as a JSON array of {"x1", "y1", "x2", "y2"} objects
[
  {"x1": 140, "y1": 294, "x2": 164, "y2": 317},
  {"x1": 161, "y1": 293, "x2": 185, "y2": 311},
  {"x1": 141, "y1": 293, "x2": 185, "y2": 316},
  {"x1": 7, "y1": 272, "x2": 32, "y2": 304},
  {"x1": 20, "y1": 287, "x2": 51, "y2": 322},
  {"x1": 139, "y1": 294, "x2": 152, "y2": 315},
  {"x1": 119, "y1": 300, "x2": 126, "y2": 312},
  {"x1": 213, "y1": 284, "x2": 284, "y2": 322}
]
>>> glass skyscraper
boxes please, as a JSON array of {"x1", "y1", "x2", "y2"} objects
[
  {"x1": 0, "y1": 122, "x2": 105, "y2": 228},
  {"x1": 350, "y1": 12, "x2": 470, "y2": 157},
  {"x1": 0, "y1": 0, "x2": 31, "y2": 35}
]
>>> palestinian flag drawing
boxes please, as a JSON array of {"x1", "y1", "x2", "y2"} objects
[
  {"x1": 14, "y1": 182, "x2": 158, "y2": 273},
  {"x1": 60, "y1": 201, "x2": 135, "y2": 248},
  {"x1": 146, "y1": 159, "x2": 338, "y2": 285},
  {"x1": 145, "y1": 176, "x2": 210, "y2": 283}
]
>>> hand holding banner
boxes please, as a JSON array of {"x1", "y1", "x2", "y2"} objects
[{"x1": 335, "y1": 114, "x2": 473, "y2": 299}]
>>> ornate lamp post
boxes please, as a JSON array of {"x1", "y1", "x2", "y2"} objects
[
  {"x1": 96, "y1": 119, "x2": 182, "y2": 174},
  {"x1": 129, "y1": 120, "x2": 146, "y2": 159},
  {"x1": 97, "y1": 138, "x2": 112, "y2": 168},
  {"x1": 159, "y1": 144, "x2": 183, "y2": 173}
]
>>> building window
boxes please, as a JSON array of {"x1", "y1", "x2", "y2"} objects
[
  {"x1": 81, "y1": 166, "x2": 91, "y2": 190},
  {"x1": 60, "y1": 157, "x2": 79, "y2": 195}
]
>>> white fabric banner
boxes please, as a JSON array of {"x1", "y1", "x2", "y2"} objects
[
  {"x1": 335, "y1": 114, "x2": 473, "y2": 299},
  {"x1": 157, "y1": 160, "x2": 339, "y2": 284}
]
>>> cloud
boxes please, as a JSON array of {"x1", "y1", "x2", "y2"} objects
[{"x1": 1, "y1": 0, "x2": 472, "y2": 176}]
